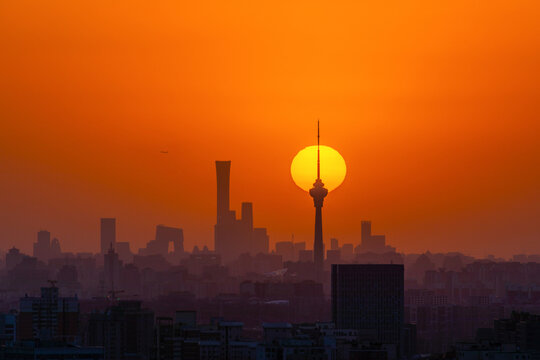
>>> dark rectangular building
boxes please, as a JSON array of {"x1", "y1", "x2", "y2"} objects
[
  {"x1": 216, "y1": 161, "x2": 232, "y2": 225},
  {"x1": 332, "y1": 264, "x2": 404, "y2": 348},
  {"x1": 88, "y1": 300, "x2": 154, "y2": 360},
  {"x1": 33, "y1": 230, "x2": 51, "y2": 261},
  {"x1": 100, "y1": 218, "x2": 116, "y2": 254}
]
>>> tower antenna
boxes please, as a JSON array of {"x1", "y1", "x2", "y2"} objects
[{"x1": 317, "y1": 120, "x2": 320, "y2": 180}]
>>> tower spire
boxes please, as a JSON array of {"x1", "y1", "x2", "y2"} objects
[
  {"x1": 310, "y1": 119, "x2": 327, "y2": 280},
  {"x1": 317, "y1": 120, "x2": 320, "y2": 180}
]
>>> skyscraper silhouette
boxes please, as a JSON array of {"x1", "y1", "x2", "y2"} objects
[
  {"x1": 309, "y1": 121, "x2": 328, "y2": 277},
  {"x1": 18, "y1": 284, "x2": 79, "y2": 342},
  {"x1": 358, "y1": 220, "x2": 396, "y2": 254},
  {"x1": 100, "y1": 218, "x2": 116, "y2": 254},
  {"x1": 214, "y1": 161, "x2": 269, "y2": 262},
  {"x1": 216, "y1": 161, "x2": 232, "y2": 225},
  {"x1": 215, "y1": 161, "x2": 234, "y2": 261},
  {"x1": 104, "y1": 244, "x2": 122, "y2": 293},
  {"x1": 140, "y1": 225, "x2": 184, "y2": 257},
  {"x1": 33, "y1": 230, "x2": 51, "y2": 261},
  {"x1": 155, "y1": 225, "x2": 184, "y2": 254}
]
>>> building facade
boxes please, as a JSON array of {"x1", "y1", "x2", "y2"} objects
[{"x1": 332, "y1": 264, "x2": 404, "y2": 351}]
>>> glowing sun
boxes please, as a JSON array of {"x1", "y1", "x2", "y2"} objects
[{"x1": 290, "y1": 145, "x2": 346, "y2": 192}]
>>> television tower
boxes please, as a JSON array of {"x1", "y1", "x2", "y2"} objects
[{"x1": 309, "y1": 120, "x2": 328, "y2": 277}]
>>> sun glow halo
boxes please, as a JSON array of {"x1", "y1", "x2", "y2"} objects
[{"x1": 290, "y1": 145, "x2": 346, "y2": 192}]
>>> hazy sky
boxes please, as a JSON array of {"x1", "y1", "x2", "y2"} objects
[{"x1": 1, "y1": 1, "x2": 539, "y2": 257}]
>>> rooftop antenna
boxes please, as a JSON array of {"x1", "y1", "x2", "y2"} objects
[{"x1": 317, "y1": 119, "x2": 320, "y2": 180}]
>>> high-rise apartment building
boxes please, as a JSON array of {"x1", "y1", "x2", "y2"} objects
[
  {"x1": 18, "y1": 285, "x2": 79, "y2": 342},
  {"x1": 88, "y1": 300, "x2": 154, "y2": 360},
  {"x1": 332, "y1": 264, "x2": 404, "y2": 351},
  {"x1": 104, "y1": 245, "x2": 122, "y2": 293}
]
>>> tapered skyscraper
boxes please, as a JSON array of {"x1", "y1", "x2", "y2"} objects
[
  {"x1": 309, "y1": 121, "x2": 328, "y2": 276},
  {"x1": 214, "y1": 161, "x2": 269, "y2": 262}
]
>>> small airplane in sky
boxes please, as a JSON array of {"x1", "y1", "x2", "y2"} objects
[{"x1": 160, "y1": 150, "x2": 168, "y2": 154}]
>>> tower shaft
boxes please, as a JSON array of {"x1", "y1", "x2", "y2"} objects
[{"x1": 314, "y1": 203, "x2": 324, "y2": 270}]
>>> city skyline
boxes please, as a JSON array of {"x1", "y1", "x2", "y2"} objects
[
  {"x1": 1, "y1": 150, "x2": 539, "y2": 258},
  {"x1": 1, "y1": 2, "x2": 540, "y2": 257},
  {"x1": 1, "y1": 2, "x2": 540, "y2": 358},
  {"x1": 2, "y1": 152, "x2": 538, "y2": 261}
]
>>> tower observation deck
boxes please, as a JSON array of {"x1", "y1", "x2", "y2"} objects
[{"x1": 309, "y1": 121, "x2": 328, "y2": 277}]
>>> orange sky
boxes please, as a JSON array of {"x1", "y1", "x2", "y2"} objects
[{"x1": 1, "y1": 1, "x2": 539, "y2": 257}]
